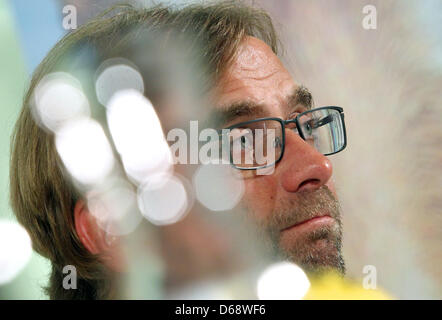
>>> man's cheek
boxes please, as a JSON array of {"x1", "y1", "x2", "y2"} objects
[
  {"x1": 242, "y1": 176, "x2": 278, "y2": 220},
  {"x1": 326, "y1": 180, "x2": 337, "y2": 197}
]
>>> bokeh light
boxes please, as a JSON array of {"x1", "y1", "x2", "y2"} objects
[
  {"x1": 95, "y1": 59, "x2": 145, "y2": 106},
  {"x1": 106, "y1": 89, "x2": 173, "y2": 184},
  {"x1": 0, "y1": 220, "x2": 33, "y2": 285},
  {"x1": 55, "y1": 117, "x2": 115, "y2": 185},
  {"x1": 257, "y1": 262, "x2": 310, "y2": 300},
  {"x1": 193, "y1": 162, "x2": 244, "y2": 211},
  {"x1": 86, "y1": 180, "x2": 142, "y2": 236},
  {"x1": 33, "y1": 72, "x2": 90, "y2": 132},
  {"x1": 137, "y1": 174, "x2": 192, "y2": 226}
]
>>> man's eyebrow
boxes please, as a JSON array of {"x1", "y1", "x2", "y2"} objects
[
  {"x1": 209, "y1": 101, "x2": 267, "y2": 128},
  {"x1": 288, "y1": 86, "x2": 313, "y2": 111},
  {"x1": 207, "y1": 86, "x2": 314, "y2": 128}
]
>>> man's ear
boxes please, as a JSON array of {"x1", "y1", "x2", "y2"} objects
[
  {"x1": 74, "y1": 199, "x2": 105, "y2": 255},
  {"x1": 74, "y1": 199, "x2": 126, "y2": 272}
]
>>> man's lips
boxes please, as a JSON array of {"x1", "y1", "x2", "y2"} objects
[{"x1": 281, "y1": 215, "x2": 334, "y2": 233}]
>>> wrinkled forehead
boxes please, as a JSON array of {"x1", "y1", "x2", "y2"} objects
[
  {"x1": 224, "y1": 36, "x2": 284, "y2": 80},
  {"x1": 209, "y1": 36, "x2": 310, "y2": 127}
]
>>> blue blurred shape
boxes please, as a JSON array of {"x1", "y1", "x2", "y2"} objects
[{"x1": 8, "y1": 0, "x2": 66, "y2": 73}]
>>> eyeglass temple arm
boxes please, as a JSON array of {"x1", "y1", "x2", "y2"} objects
[{"x1": 301, "y1": 114, "x2": 334, "y2": 130}]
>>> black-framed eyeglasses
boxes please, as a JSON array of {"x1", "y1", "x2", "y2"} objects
[{"x1": 220, "y1": 106, "x2": 347, "y2": 170}]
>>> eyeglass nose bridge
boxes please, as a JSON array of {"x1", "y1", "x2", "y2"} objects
[
  {"x1": 282, "y1": 118, "x2": 298, "y2": 126},
  {"x1": 281, "y1": 118, "x2": 301, "y2": 136}
]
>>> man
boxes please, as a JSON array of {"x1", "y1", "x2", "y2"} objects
[
  {"x1": 10, "y1": 1, "x2": 346, "y2": 299},
  {"x1": 213, "y1": 35, "x2": 346, "y2": 275}
]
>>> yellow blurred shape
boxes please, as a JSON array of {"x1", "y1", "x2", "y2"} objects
[{"x1": 304, "y1": 273, "x2": 392, "y2": 300}]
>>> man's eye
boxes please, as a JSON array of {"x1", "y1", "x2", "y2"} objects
[
  {"x1": 237, "y1": 134, "x2": 253, "y2": 149},
  {"x1": 229, "y1": 128, "x2": 253, "y2": 150},
  {"x1": 240, "y1": 136, "x2": 246, "y2": 148},
  {"x1": 303, "y1": 119, "x2": 317, "y2": 135},
  {"x1": 304, "y1": 121, "x2": 312, "y2": 134},
  {"x1": 303, "y1": 115, "x2": 333, "y2": 134}
]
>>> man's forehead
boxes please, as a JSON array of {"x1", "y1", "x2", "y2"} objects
[
  {"x1": 212, "y1": 36, "x2": 294, "y2": 104},
  {"x1": 226, "y1": 36, "x2": 282, "y2": 78},
  {"x1": 206, "y1": 37, "x2": 313, "y2": 126}
]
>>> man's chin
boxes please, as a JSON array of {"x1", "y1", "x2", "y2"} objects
[{"x1": 277, "y1": 226, "x2": 345, "y2": 276}]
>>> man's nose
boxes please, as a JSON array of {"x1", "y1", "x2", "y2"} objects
[{"x1": 279, "y1": 130, "x2": 333, "y2": 193}]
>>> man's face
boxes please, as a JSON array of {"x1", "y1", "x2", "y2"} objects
[{"x1": 212, "y1": 36, "x2": 345, "y2": 274}]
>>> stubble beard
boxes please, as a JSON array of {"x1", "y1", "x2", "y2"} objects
[{"x1": 249, "y1": 186, "x2": 346, "y2": 276}]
